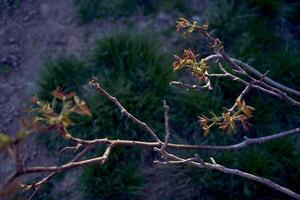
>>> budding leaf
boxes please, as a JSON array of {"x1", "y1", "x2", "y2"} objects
[
  {"x1": 0, "y1": 133, "x2": 13, "y2": 150},
  {"x1": 72, "y1": 97, "x2": 92, "y2": 117}
]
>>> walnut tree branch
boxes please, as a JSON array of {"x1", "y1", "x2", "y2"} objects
[
  {"x1": 160, "y1": 100, "x2": 170, "y2": 152},
  {"x1": 5, "y1": 127, "x2": 299, "y2": 188},
  {"x1": 169, "y1": 81, "x2": 208, "y2": 91},
  {"x1": 28, "y1": 145, "x2": 92, "y2": 200},
  {"x1": 207, "y1": 61, "x2": 282, "y2": 99},
  {"x1": 205, "y1": 54, "x2": 300, "y2": 98},
  {"x1": 20, "y1": 144, "x2": 113, "y2": 175},
  {"x1": 154, "y1": 147, "x2": 300, "y2": 200},
  {"x1": 229, "y1": 81, "x2": 253, "y2": 112},
  {"x1": 3, "y1": 127, "x2": 299, "y2": 199},
  {"x1": 89, "y1": 76, "x2": 162, "y2": 143},
  {"x1": 67, "y1": 128, "x2": 300, "y2": 152}
]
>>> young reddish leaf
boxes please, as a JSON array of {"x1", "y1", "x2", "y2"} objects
[
  {"x1": 172, "y1": 55, "x2": 182, "y2": 71},
  {"x1": 57, "y1": 125, "x2": 72, "y2": 140},
  {"x1": 176, "y1": 18, "x2": 190, "y2": 31},
  {"x1": 30, "y1": 96, "x2": 38, "y2": 104},
  {"x1": 42, "y1": 124, "x2": 58, "y2": 132},
  {"x1": 199, "y1": 115, "x2": 210, "y2": 136},
  {"x1": 52, "y1": 88, "x2": 75, "y2": 101}
]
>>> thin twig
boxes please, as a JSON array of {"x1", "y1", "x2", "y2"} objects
[
  {"x1": 154, "y1": 157, "x2": 201, "y2": 165},
  {"x1": 229, "y1": 82, "x2": 253, "y2": 112},
  {"x1": 253, "y1": 77, "x2": 300, "y2": 107},
  {"x1": 220, "y1": 52, "x2": 247, "y2": 75},
  {"x1": 58, "y1": 143, "x2": 82, "y2": 154},
  {"x1": 28, "y1": 145, "x2": 92, "y2": 200},
  {"x1": 205, "y1": 54, "x2": 300, "y2": 97},
  {"x1": 66, "y1": 128, "x2": 300, "y2": 151},
  {"x1": 211, "y1": 59, "x2": 299, "y2": 105},
  {"x1": 155, "y1": 148, "x2": 300, "y2": 200},
  {"x1": 4, "y1": 127, "x2": 299, "y2": 187},
  {"x1": 21, "y1": 144, "x2": 113, "y2": 175},
  {"x1": 3, "y1": 128, "x2": 299, "y2": 199},
  {"x1": 89, "y1": 77, "x2": 161, "y2": 143},
  {"x1": 160, "y1": 100, "x2": 171, "y2": 152},
  {"x1": 206, "y1": 54, "x2": 300, "y2": 106},
  {"x1": 169, "y1": 81, "x2": 208, "y2": 90}
]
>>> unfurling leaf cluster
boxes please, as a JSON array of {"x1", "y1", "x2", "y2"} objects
[
  {"x1": 176, "y1": 18, "x2": 223, "y2": 52},
  {"x1": 30, "y1": 88, "x2": 91, "y2": 139},
  {"x1": 173, "y1": 49, "x2": 209, "y2": 81},
  {"x1": 176, "y1": 18, "x2": 209, "y2": 38},
  {"x1": 173, "y1": 18, "x2": 255, "y2": 136},
  {"x1": 199, "y1": 98, "x2": 255, "y2": 136}
]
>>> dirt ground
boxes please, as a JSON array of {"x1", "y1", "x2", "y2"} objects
[{"x1": 0, "y1": 0, "x2": 189, "y2": 198}]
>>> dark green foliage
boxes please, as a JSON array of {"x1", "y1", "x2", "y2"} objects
[
  {"x1": 37, "y1": 57, "x2": 88, "y2": 101},
  {"x1": 141, "y1": 0, "x2": 190, "y2": 15},
  {"x1": 37, "y1": 33, "x2": 171, "y2": 199},
  {"x1": 36, "y1": 56, "x2": 91, "y2": 152},
  {"x1": 30, "y1": 182, "x2": 53, "y2": 200},
  {"x1": 247, "y1": 0, "x2": 284, "y2": 17},
  {"x1": 92, "y1": 33, "x2": 171, "y2": 95},
  {"x1": 0, "y1": 0, "x2": 20, "y2": 9},
  {"x1": 154, "y1": 139, "x2": 300, "y2": 200},
  {"x1": 0, "y1": 64, "x2": 12, "y2": 75},
  {"x1": 203, "y1": 0, "x2": 300, "y2": 131},
  {"x1": 163, "y1": 1, "x2": 300, "y2": 199},
  {"x1": 74, "y1": 0, "x2": 139, "y2": 23},
  {"x1": 167, "y1": 89, "x2": 224, "y2": 144},
  {"x1": 66, "y1": 32, "x2": 173, "y2": 142},
  {"x1": 81, "y1": 162, "x2": 143, "y2": 200},
  {"x1": 35, "y1": 1, "x2": 300, "y2": 198},
  {"x1": 36, "y1": 32, "x2": 172, "y2": 144},
  {"x1": 78, "y1": 33, "x2": 171, "y2": 199},
  {"x1": 74, "y1": 0, "x2": 190, "y2": 23},
  {"x1": 80, "y1": 147, "x2": 144, "y2": 200}
]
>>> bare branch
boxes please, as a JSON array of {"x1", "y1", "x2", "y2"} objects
[
  {"x1": 160, "y1": 100, "x2": 171, "y2": 152},
  {"x1": 29, "y1": 145, "x2": 92, "y2": 200},
  {"x1": 154, "y1": 157, "x2": 202, "y2": 165},
  {"x1": 155, "y1": 148, "x2": 300, "y2": 200},
  {"x1": 229, "y1": 82, "x2": 253, "y2": 112},
  {"x1": 206, "y1": 56, "x2": 300, "y2": 107},
  {"x1": 253, "y1": 77, "x2": 300, "y2": 107},
  {"x1": 89, "y1": 77, "x2": 161, "y2": 143},
  {"x1": 205, "y1": 162, "x2": 300, "y2": 200},
  {"x1": 212, "y1": 61, "x2": 282, "y2": 99},
  {"x1": 169, "y1": 81, "x2": 208, "y2": 91},
  {"x1": 4, "y1": 127, "x2": 298, "y2": 187},
  {"x1": 20, "y1": 144, "x2": 113, "y2": 175},
  {"x1": 58, "y1": 143, "x2": 82, "y2": 154},
  {"x1": 205, "y1": 54, "x2": 300, "y2": 97},
  {"x1": 220, "y1": 52, "x2": 247, "y2": 74},
  {"x1": 2, "y1": 18, "x2": 300, "y2": 200},
  {"x1": 170, "y1": 127, "x2": 300, "y2": 151},
  {"x1": 2, "y1": 127, "x2": 299, "y2": 199},
  {"x1": 68, "y1": 127, "x2": 300, "y2": 152}
]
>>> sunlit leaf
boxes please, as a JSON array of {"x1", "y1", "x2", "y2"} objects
[{"x1": 72, "y1": 101, "x2": 92, "y2": 117}]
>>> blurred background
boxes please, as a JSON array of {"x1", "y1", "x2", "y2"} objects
[{"x1": 0, "y1": 0, "x2": 299, "y2": 199}]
